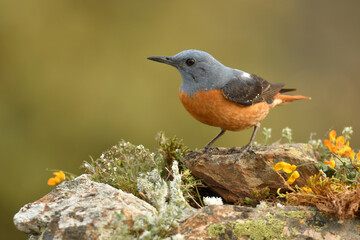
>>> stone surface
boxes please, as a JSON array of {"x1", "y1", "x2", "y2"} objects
[
  {"x1": 180, "y1": 205, "x2": 360, "y2": 240},
  {"x1": 185, "y1": 144, "x2": 319, "y2": 202},
  {"x1": 14, "y1": 174, "x2": 156, "y2": 240}
]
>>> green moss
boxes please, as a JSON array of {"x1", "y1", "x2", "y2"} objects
[
  {"x1": 207, "y1": 223, "x2": 226, "y2": 237},
  {"x1": 233, "y1": 214, "x2": 289, "y2": 240}
]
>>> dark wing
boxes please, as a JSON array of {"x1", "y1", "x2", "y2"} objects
[{"x1": 221, "y1": 73, "x2": 285, "y2": 106}]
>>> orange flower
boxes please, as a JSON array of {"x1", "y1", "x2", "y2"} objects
[
  {"x1": 329, "y1": 130, "x2": 336, "y2": 142},
  {"x1": 47, "y1": 171, "x2": 66, "y2": 186},
  {"x1": 324, "y1": 130, "x2": 354, "y2": 157},
  {"x1": 287, "y1": 171, "x2": 300, "y2": 184},
  {"x1": 343, "y1": 149, "x2": 355, "y2": 160},
  {"x1": 324, "y1": 157, "x2": 336, "y2": 168},
  {"x1": 47, "y1": 177, "x2": 61, "y2": 186},
  {"x1": 53, "y1": 171, "x2": 66, "y2": 180}
]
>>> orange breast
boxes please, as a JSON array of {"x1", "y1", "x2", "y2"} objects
[{"x1": 178, "y1": 89, "x2": 271, "y2": 131}]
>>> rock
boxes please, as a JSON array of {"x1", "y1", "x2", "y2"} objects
[
  {"x1": 14, "y1": 174, "x2": 156, "y2": 240},
  {"x1": 185, "y1": 144, "x2": 319, "y2": 202},
  {"x1": 180, "y1": 205, "x2": 360, "y2": 240}
]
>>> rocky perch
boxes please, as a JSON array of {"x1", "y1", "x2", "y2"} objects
[
  {"x1": 14, "y1": 144, "x2": 360, "y2": 239},
  {"x1": 185, "y1": 144, "x2": 320, "y2": 202}
]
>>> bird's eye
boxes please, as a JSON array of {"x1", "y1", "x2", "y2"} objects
[{"x1": 185, "y1": 58, "x2": 195, "y2": 66}]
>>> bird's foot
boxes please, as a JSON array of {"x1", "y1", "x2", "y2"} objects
[
  {"x1": 235, "y1": 144, "x2": 255, "y2": 162},
  {"x1": 202, "y1": 147, "x2": 210, "y2": 153},
  {"x1": 202, "y1": 146, "x2": 219, "y2": 153}
]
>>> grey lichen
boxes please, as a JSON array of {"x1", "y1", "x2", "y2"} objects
[{"x1": 111, "y1": 161, "x2": 193, "y2": 239}]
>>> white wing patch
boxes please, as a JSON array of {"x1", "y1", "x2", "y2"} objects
[{"x1": 241, "y1": 71, "x2": 251, "y2": 78}]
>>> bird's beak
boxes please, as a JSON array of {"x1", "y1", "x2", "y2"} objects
[{"x1": 147, "y1": 56, "x2": 177, "y2": 67}]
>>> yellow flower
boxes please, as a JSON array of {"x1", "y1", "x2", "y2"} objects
[
  {"x1": 301, "y1": 187, "x2": 313, "y2": 193},
  {"x1": 324, "y1": 157, "x2": 336, "y2": 168},
  {"x1": 54, "y1": 171, "x2": 66, "y2": 180},
  {"x1": 286, "y1": 171, "x2": 300, "y2": 184},
  {"x1": 274, "y1": 162, "x2": 285, "y2": 171},
  {"x1": 47, "y1": 171, "x2": 66, "y2": 186},
  {"x1": 274, "y1": 162, "x2": 296, "y2": 173},
  {"x1": 283, "y1": 163, "x2": 297, "y2": 173}
]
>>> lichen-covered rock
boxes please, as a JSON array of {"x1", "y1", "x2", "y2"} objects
[
  {"x1": 185, "y1": 144, "x2": 319, "y2": 202},
  {"x1": 13, "y1": 174, "x2": 156, "y2": 240},
  {"x1": 180, "y1": 205, "x2": 360, "y2": 240}
]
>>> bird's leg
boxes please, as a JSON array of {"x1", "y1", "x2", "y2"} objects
[
  {"x1": 241, "y1": 124, "x2": 260, "y2": 154},
  {"x1": 203, "y1": 129, "x2": 226, "y2": 151},
  {"x1": 234, "y1": 125, "x2": 260, "y2": 162}
]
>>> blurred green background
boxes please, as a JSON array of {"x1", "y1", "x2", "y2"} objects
[{"x1": 1, "y1": 0, "x2": 360, "y2": 238}]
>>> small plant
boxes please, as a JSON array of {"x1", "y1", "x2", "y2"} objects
[
  {"x1": 81, "y1": 132, "x2": 203, "y2": 207},
  {"x1": 319, "y1": 128, "x2": 360, "y2": 183},
  {"x1": 47, "y1": 171, "x2": 66, "y2": 186},
  {"x1": 262, "y1": 127, "x2": 272, "y2": 145},
  {"x1": 239, "y1": 187, "x2": 272, "y2": 207},
  {"x1": 81, "y1": 141, "x2": 158, "y2": 197},
  {"x1": 278, "y1": 174, "x2": 360, "y2": 219},
  {"x1": 281, "y1": 127, "x2": 293, "y2": 143},
  {"x1": 156, "y1": 131, "x2": 189, "y2": 170},
  {"x1": 277, "y1": 127, "x2": 360, "y2": 219},
  {"x1": 203, "y1": 196, "x2": 223, "y2": 206},
  {"x1": 274, "y1": 162, "x2": 300, "y2": 185},
  {"x1": 46, "y1": 169, "x2": 76, "y2": 186}
]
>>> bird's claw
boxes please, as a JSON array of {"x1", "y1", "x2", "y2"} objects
[
  {"x1": 234, "y1": 145, "x2": 255, "y2": 162},
  {"x1": 203, "y1": 147, "x2": 210, "y2": 153}
]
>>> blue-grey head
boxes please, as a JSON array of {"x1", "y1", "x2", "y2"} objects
[{"x1": 148, "y1": 49, "x2": 236, "y2": 95}]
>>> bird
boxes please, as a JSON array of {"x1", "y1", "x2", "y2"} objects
[{"x1": 148, "y1": 50, "x2": 310, "y2": 153}]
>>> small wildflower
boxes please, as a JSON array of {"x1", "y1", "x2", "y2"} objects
[
  {"x1": 342, "y1": 126, "x2": 353, "y2": 141},
  {"x1": 324, "y1": 157, "x2": 336, "y2": 168},
  {"x1": 276, "y1": 203, "x2": 284, "y2": 208},
  {"x1": 256, "y1": 201, "x2": 268, "y2": 209},
  {"x1": 282, "y1": 127, "x2": 293, "y2": 143},
  {"x1": 274, "y1": 162, "x2": 285, "y2": 171},
  {"x1": 47, "y1": 171, "x2": 66, "y2": 186},
  {"x1": 324, "y1": 130, "x2": 354, "y2": 158},
  {"x1": 329, "y1": 130, "x2": 336, "y2": 142},
  {"x1": 286, "y1": 171, "x2": 300, "y2": 184},
  {"x1": 283, "y1": 164, "x2": 297, "y2": 174},
  {"x1": 262, "y1": 127, "x2": 272, "y2": 145},
  {"x1": 308, "y1": 139, "x2": 322, "y2": 149},
  {"x1": 274, "y1": 162, "x2": 296, "y2": 173},
  {"x1": 301, "y1": 187, "x2": 313, "y2": 193},
  {"x1": 203, "y1": 196, "x2": 223, "y2": 206}
]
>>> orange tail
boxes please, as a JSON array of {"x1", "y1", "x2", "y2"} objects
[{"x1": 275, "y1": 93, "x2": 311, "y2": 106}]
